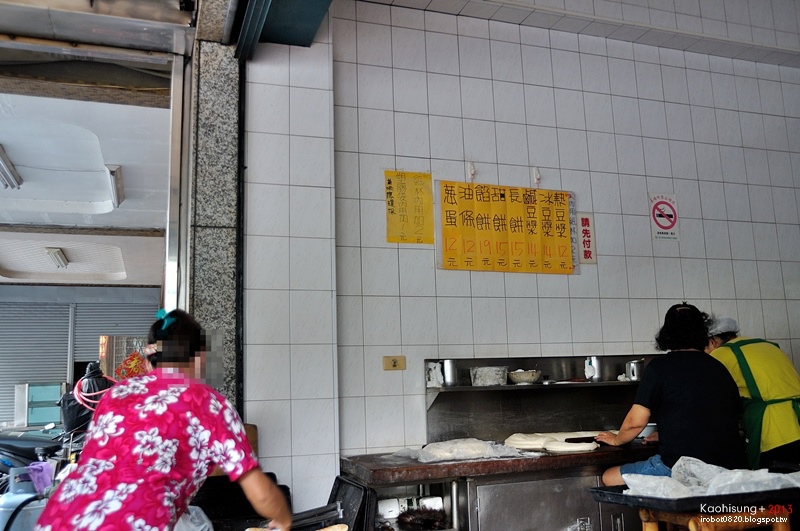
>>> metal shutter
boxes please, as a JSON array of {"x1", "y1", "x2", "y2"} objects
[
  {"x1": 0, "y1": 303, "x2": 70, "y2": 424},
  {"x1": 73, "y1": 303, "x2": 157, "y2": 363}
]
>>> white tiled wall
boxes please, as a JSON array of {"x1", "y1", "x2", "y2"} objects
[
  {"x1": 242, "y1": 0, "x2": 800, "y2": 509},
  {"x1": 243, "y1": 22, "x2": 339, "y2": 511},
  {"x1": 330, "y1": 0, "x2": 800, "y2": 457}
]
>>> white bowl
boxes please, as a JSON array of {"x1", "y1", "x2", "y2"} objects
[{"x1": 508, "y1": 369, "x2": 542, "y2": 384}]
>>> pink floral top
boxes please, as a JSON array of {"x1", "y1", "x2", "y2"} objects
[{"x1": 36, "y1": 369, "x2": 259, "y2": 531}]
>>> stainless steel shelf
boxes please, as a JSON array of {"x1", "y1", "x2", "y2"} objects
[
  {"x1": 425, "y1": 380, "x2": 638, "y2": 409},
  {"x1": 431, "y1": 381, "x2": 638, "y2": 391}
]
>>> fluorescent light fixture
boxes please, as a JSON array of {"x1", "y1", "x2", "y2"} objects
[
  {"x1": 0, "y1": 144, "x2": 23, "y2": 190},
  {"x1": 106, "y1": 165, "x2": 124, "y2": 208},
  {"x1": 46, "y1": 247, "x2": 69, "y2": 269}
]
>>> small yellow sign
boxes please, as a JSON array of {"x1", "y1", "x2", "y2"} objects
[{"x1": 385, "y1": 170, "x2": 434, "y2": 244}]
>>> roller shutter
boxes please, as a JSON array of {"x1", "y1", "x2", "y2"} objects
[
  {"x1": 0, "y1": 303, "x2": 70, "y2": 424},
  {"x1": 73, "y1": 303, "x2": 157, "y2": 363}
]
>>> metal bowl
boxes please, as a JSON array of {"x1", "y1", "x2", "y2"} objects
[{"x1": 508, "y1": 369, "x2": 542, "y2": 384}]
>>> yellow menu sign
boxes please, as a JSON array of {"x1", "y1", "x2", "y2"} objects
[
  {"x1": 385, "y1": 171, "x2": 434, "y2": 244},
  {"x1": 439, "y1": 181, "x2": 573, "y2": 274}
]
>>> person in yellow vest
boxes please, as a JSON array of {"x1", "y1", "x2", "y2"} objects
[{"x1": 707, "y1": 317, "x2": 800, "y2": 469}]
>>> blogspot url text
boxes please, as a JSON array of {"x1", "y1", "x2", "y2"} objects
[{"x1": 698, "y1": 515, "x2": 789, "y2": 525}]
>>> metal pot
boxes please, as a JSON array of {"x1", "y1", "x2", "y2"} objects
[
  {"x1": 626, "y1": 359, "x2": 644, "y2": 381},
  {"x1": 442, "y1": 360, "x2": 458, "y2": 386}
]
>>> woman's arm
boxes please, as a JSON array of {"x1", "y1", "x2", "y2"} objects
[
  {"x1": 595, "y1": 404, "x2": 651, "y2": 446},
  {"x1": 237, "y1": 468, "x2": 292, "y2": 530}
]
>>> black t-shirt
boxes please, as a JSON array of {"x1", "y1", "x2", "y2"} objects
[{"x1": 634, "y1": 350, "x2": 746, "y2": 469}]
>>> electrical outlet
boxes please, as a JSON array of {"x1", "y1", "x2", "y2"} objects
[{"x1": 383, "y1": 355, "x2": 406, "y2": 370}]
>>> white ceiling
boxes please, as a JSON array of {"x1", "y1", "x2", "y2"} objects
[
  {"x1": 0, "y1": 0, "x2": 192, "y2": 288},
  {"x1": 0, "y1": 231, "x2": 164, "y2": 284},
  {"x1": 0, "y1": 93, "x2": 170, "y2": 285}
]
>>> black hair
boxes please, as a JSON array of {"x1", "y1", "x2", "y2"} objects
[
  {"x1": 654, "y1": 302, "x2": 711, "y2": 352},
  {"x1": 147, "y1": 309, "x2": 208, "y2": 366}
]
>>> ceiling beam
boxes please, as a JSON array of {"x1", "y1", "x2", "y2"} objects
[
  {"x1": 0, "y1": 75, "x2": 170, "y2": 108},
  {"x1": 0, "y1": 225, "x2": 164, "y2": 237},
  {"x1": 235, "y1": 0, "x2": 272, "y2": 61}
]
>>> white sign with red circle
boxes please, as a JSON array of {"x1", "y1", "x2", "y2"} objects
[{"x1": 649, "y1": 193, "x2": 679, "y2": 240}]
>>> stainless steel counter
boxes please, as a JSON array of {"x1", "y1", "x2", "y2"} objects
[
  {"x1": 342, "y1": 444, "x2": 657, "y2": 531},
  {"x1": 341, "y1": 443, "x2": 657, "y2": 487}
]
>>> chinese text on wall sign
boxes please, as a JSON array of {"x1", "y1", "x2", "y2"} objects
[
  {"x1": 439, "y1": 180, "x2": 574, "y2": 274},
  {"x1": 578, "y1": 212, "x2": 597, "y2": 264},
  {"x1": 385, "y1": 170, "x2": 434, "y2": 244}
]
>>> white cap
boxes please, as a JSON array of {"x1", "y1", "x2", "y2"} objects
[{"x1": 709, "y1": 317, "x2": 739, "y2": 336}]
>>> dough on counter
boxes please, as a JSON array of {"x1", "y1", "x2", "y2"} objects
[
  {"x1": 418, "y1": 438, "x2": 519, "y2": 462},
  {"x1": 533, "y1": 431, "x2": 604, "y2": 441},
  {"x1": 543, "y1": 440, "x2": 599, "y2": 453},
  {"x1": 504, "y1": 433, "x2": 556, "y2": 450},
  {"x1": 505, "y1": 430, "x2": 617, "y2": 450}
]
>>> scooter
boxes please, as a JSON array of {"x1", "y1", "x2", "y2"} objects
[
  {"x1": 0, "y1": 363, "x2": 112, "y2": 530},
  {"x1": 0, "y1": 426, "x2": 63, "y2": 480},
  {"x1": 0, "y1": 426, "x2": 65, "y2": 531},
  {"x1": 0, "y1": 361, "x2": 114, "y2": 482}
]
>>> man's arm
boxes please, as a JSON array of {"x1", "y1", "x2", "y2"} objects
[
  {"x1": 595, "y1": 404, "x2": 651, "y2": 446},
  {"x1": 237, "y1": 468, "x2": 292, "y2": 530}
]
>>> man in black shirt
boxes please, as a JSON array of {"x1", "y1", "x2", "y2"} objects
[{"x1": 596, "y1": 303, "x2": 746, "y2": 486}]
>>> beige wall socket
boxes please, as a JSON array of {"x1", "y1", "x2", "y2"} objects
[{"x1": 382, "y1": 355, "x2": 406, "y2": 370}]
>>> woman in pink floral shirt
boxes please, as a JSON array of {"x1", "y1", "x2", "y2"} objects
[{"x1": 36, "y1": 309, "x2": 292, "y2": 531}]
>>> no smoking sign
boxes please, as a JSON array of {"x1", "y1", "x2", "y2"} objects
[{"x1": 649, "y1": 193, "x2": 679, "y2": 241}]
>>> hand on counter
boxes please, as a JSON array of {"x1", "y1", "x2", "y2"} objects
[
  {"x1": 594, "y1": 432, "x2": 621, "y2": 446},
  {"x1": 595, "y1": 429, "x2": 658, "y2": 447},
  {"x1": 595, "y1": 404, "x2": 652, "y2": 447}
]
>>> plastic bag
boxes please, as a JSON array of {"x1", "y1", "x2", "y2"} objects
[
  {"x1": 670, "y1": 456, "x2": 727, "y2": 487},
  {"x1": 624, "y1": 456, "x2": 800, "y2": 499},
  {"x1": 174, "y1": 506, "x2": 214, "y2": 531},
  {"x1": 622, "y1": 473, "x2": 703, "y2": 498},
  {"x1": 60, "y1": 362, "x2": 116, "y2": 434},
  {"x1": 58, "y1": 392, "x2": 93, "y2": 434},
  {"x1": 26, "y1": 461, "x2": 53, "y2": 495},
  {"x1": 706, "y1": 469, "x2": 800, "y2": 494},
  {"x1": 398, "y1": 438, "x2": 520, "y2": 463}
]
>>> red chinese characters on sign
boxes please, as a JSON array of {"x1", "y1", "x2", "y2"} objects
[{"x1": 578, "y1": 212, "x2": 596, "y2": 264}]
